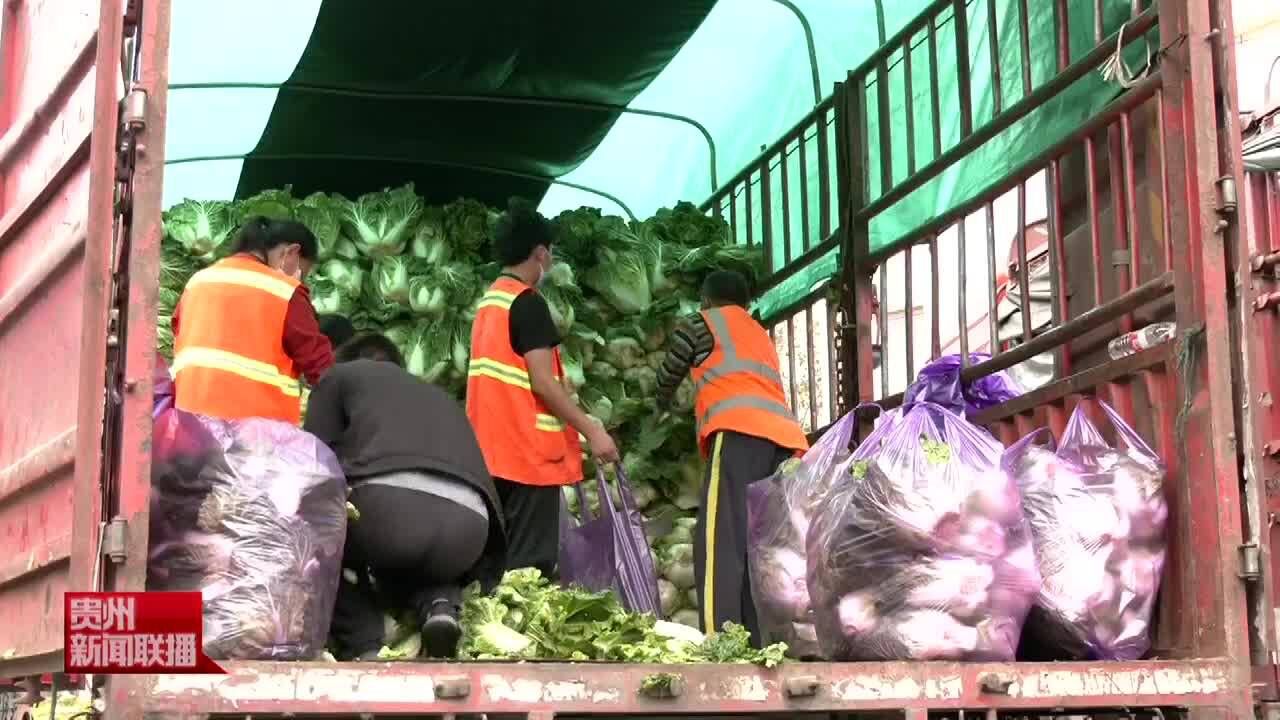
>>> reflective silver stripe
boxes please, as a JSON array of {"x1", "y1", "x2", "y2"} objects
[
  {"x1": 695, "y1": 308, "x2": 785, "y2": 391},
  {"x1": 695, "y1": 308, "x2": 799, "y2": 433},
  {"x1": 700, "y1": 395, "x2": 799, "y2": 428}
]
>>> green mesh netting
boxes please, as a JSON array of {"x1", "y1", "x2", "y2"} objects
[{"x1": 162, "y1": 0, "x2": 1148, "y2": 318}]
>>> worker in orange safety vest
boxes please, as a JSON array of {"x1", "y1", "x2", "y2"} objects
[
  {"x1": 653, "y1": 269, "x2": 809, "y2": 644},
  {"x1": 466, "y1": 198, "x2": 620, "y2": 578},
  {"x1": 171, "y1": 217, "x2": 335, "y2": 425}
]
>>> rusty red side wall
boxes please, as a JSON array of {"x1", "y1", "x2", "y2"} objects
[{"x1": 0, "y1": 0, "x2": 126, "y2": 678}]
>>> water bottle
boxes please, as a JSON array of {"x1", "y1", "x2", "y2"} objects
[{"x1": 1107, "y1": 322, "x2": 1176, "y2": 360}]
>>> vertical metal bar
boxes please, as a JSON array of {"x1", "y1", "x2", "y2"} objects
[
  {"x1": 1054, "y1": 0, "x2": 1072, "y2": 69},
  {"x1": 1047, "y1": 159, "x2": 1071, "y2": 375},
  {"x1": 905, "y1": 245, "x2": 917, "y2": 381},
  {"x1": 729, "y1": 189, "x2": 739, "y2": 245},
  {"x1": 929, "y1": 234, "x2": 942, "y2": 358},
  {"x1": 953, "y1": 0, "x2": 974, "y2": 138},
  {"x1": 985, "y1": 202, "x2": 1001, "y2": 356},
  {"x1": 876, "y1": 57, "x2": 894, "y2": 194},
  {"x1": 1017, "y1": 0, "x2": 1033, "y2": 96},
  {"x1": 927, "y1": 16, "x2": 943, "y2": 159},
  {"x1": 1085, "y1": 135, "x2": 1104, "y2": 305},
  {"x1": 761, "y1": 159, "x2": 775, "y2": 274},
  {"x1": 1016, "y1": 182, "x2": 1032, "y2": 343},
  {"x1": 806, "y1": 307, "x2": 819, "y2": 430},
  {"x1": 1121, "y1": 111, "x2": 1141, "y2": 289},
  {"x1": 828, "y1": 299, "x2": 840, "y2": 416},
  {"x1": 903, "y1": 32, "x2": 917, "y2": 176},
  {"x1": 986, "y1": 0, "x2": 1002, "y2": 115},
  {"x1": 1093, "y1": 0, "x2": 1105, "y2": 44},
  {"x1": 781, "y1": 140, "x2": 793, "y2": 266},
  {"x1": 787, "y1": 315, "x2": 800, "y2": 412},
  {"x1": 817, "y1": 107, "x2": 832, "y2": 240},
  {"x1": 878, "y1": 269, "x2": 889, "y2": 397},
  {"x1": 1108, "y1": 124, "x2": 1134, "y2": 333},
  {"x1": 745, "y1": 175, "x2": 755, "y2": 248},
  {"x1": 1156, "y1": 89, "x2": 1172, "y2": 270},
  {"x1": 840, "y1": 73, "x2": 877, "y2": 417},
  {"x1": 958, "y1": 218, "x2": 970, "y2": 364},
  {"x1": 799, "y1": 127, "x2": 812, "y2": 253},
  {"x1": 72, "y1": 0, "x2": 130, "y2": 595}
]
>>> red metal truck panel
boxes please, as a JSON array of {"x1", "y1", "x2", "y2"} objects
[{"x1": 0, "y1": 0, "x2": 125, "y2": 677}]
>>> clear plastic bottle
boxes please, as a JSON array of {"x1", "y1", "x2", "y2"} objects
[{"x1": 1107, "y1": 321, "x2": 1176, "y2": 360}]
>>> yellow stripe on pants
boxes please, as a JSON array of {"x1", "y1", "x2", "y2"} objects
[{"x1": 701, "y1": 433, "x2": 725, "y2": 634}]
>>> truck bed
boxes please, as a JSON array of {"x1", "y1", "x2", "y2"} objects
[{"x1": 132, "y1": 659, "x2": 1238, "y2": 716}]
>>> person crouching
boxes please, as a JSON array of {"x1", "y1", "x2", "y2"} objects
[{"x1": 304, "y1": 330, "x2": 506, "y2": 660}]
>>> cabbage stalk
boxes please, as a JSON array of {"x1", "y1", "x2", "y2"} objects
[{"x1": 373, "y1": 256, "x2": 414, "y2": 306}]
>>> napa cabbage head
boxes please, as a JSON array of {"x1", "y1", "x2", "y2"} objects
[
  {"x1": 372, "y1": 256, "x2": 415, "y2": 306},
  {"x1": 345, "y1": 185, "x2": 422, "y2": 258},
  {"x1": 409, "y1": 264, "x2": 476, "y2": 317},
  {"x1": 234, "y1": 188, "x2": 297, "y2": 223},
  {"x1": 404, "y1": 324, "x2": 451, "y2": 382},
  {"x1": 583, "y1": 238, "x2": 651, "y2": 315},
  {"x1": 296, "y1": 192, "x2": 346, "y2": 259},
  {"x1": 317, "y1": 258, "x2": 366, "y2": 299},
  {"x1": 409, "y1": 207, "x2": 450, "y2": 264},
  {"x1": 164, "y1": 199, "x2": 235, "y2": 258}
]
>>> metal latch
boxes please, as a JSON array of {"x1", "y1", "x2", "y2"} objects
[
  {"x1": 1240, "y1": 542, "x2": 1262, "y2": 581},
  {"x1": 433, "y1": 676, "x2": 470, "y2": 699},
  {"x1": 122, "y1": 89, "x2": 147, "y2": 132},
  {"x1": 783, "y1": 675, "x2": 821, "y2": 698},
  {"x1": 102, "y1": 518, "x2": 128, "y2": 563},
  {"x1": 1216, "y1": 176, "x2": 1238, "y2": 216},
  {"x1": 978, "y1": 672, "x2": 1015, "y2": 695}
]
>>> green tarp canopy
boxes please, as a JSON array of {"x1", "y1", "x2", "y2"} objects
[{"x1": 164, "y1": 0, "x2": 1146, "y2": 316}]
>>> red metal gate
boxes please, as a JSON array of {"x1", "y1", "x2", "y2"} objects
[
  {"x1": 836, "y1": 0, "x2": 1255, "y2": 719},
  {"x1": 0, "y1": 0, "x2": 132, "y2": 681}
]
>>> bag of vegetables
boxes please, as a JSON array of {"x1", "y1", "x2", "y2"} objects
[
  {"x1": 1004, "y1": 401, "x2": 1167, "y2": 660},
  {"x1": 147, "y1": 405, "x2": 348, "y2": 660},
  {"x1": 559, "y1": 465, "x2": 661, "y2": 615},
  {"x1": 746, "y1": 409, "x2": 859, "y2": 658},
  {"x1": 806, "y1": 402, "x2": 1041, "y2": 661}
]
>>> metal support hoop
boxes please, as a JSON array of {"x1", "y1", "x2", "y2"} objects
[
  {"x1": 164, "y1": 152, "x2": 639, "y2": 221},
  {"x1": 168, "y1": 81, "x2": 719, "y2": 193}
]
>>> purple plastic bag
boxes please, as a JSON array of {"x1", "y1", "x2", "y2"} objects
[
  {"x1": 747, "y1": 409, "x2": 860, "y2": 658},
  {"x1": 1004, "y1": 401, "x2": 1167, "y2": 660},
  {"x1": 806, "y1": 402, "x2": 1041, "y2": 661},
  {"x1": 153, "y1": 356, "x2": 175, "y2": 418},
  {"x1": 147, "y1": 402, "x2": 348, "y2": 661},
  {"x1": 904, "y1": 353, "x2": 1023, "y2": 417},
  {"x1": 559, "y1": 466, "x2": 661, "y2": 615}
]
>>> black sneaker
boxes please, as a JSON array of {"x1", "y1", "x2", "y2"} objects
[{"x1": 420, "y1": 602, "x2": 462, "y2": 659}]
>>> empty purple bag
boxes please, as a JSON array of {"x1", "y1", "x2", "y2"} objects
[
  {"x1": 904, "y1": 353, "x2": 1024, "y2": 418},
  {"x1": 559, "y1": 466, "x2": 660, "y2": 615}
]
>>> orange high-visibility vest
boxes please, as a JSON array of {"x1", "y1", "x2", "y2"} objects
[
  {"x1": 466, "y1": 276, "x2": 584, "y2": 486},
  {"x1": 171, "y1": 255, "x2": 304, "y2": 424},
  {"x1": 691, "y1": 306, "x2": 809, "y2": 456}
]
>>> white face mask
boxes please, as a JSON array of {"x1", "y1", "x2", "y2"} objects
[{"x1": 535, "y1": 255, "x2": 551, "y2": 286}]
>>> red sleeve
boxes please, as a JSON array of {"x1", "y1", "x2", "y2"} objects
[{"x1": 282, "y1": 285, "x2": 335, "y2": 385}]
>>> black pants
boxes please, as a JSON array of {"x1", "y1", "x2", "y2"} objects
[
  {"x1": 694, "y1": 431, "x2": 793, "y2": 646},
  {"x1": 494, "y1": 477, "x2": 561, "y2": 579},
  {"x1": 330, "y1": 483, "x2": 488, "y2": 657}
]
